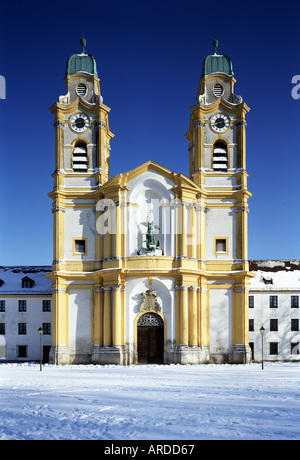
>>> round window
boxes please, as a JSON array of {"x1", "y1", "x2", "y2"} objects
[
  {"x1": 76, "y1": 83, "x2": 87, "y2": 97},
  {"x1": 212, "y1": 83, "x2": 224, "y2": 98}
]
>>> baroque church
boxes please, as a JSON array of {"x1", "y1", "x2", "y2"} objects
[{"x1": 47, "y1": 38, "x2": 253, "y2": 366}]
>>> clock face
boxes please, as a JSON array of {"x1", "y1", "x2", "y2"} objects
[
  {"x1": 70, "y1": 113, "x2": 90, "y2": 132},
  {"x1": 211, "y1": 113, "x2": 230, "y2": 133}
]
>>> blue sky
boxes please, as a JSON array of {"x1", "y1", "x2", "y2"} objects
[{"x1": 0, "y1": 0, "x2": 299, "y2": 265}]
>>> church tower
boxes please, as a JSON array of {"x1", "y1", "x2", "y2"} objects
[
  {"x1": 48, "y1": 39, "x2": 114, "y2": 364},
  {"x1": 185, "y1": 40, "x2": 253, "y2": 363}
]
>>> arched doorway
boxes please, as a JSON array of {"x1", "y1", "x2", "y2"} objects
[{"x1": 137, "y1": 313, "x2": 164, "y2": 364}]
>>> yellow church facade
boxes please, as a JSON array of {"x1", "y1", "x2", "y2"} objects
[{"x1": 47, "y1": 39, "x2": 253, "y2": 365}]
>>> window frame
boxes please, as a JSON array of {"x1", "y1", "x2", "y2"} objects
[
  {"x1": 17, "y1": 345, "x2": 27, "y2": 358},
  {"x1": 269, "y1": 295, "x2": 278, "y2": 308},
  {"x1": 249, "y1": 295, "x2": 254, "y2": 308},
  {"x1": 269, "y1": 342, "x2": 279, "y2": 355},
  {"x1": 73, "y1": 238, "x2": 87, "y2": 256},
  {"x1": 43, "y1": 300, "x2": 51, "y2": 312},
  {"x1": 18, "y1": 323, "x2": 27, "y2": 335},
  {"x1": 212, "y1": 141, "x2": 228, "y2": 171},
  {"x1": 291, "y1": 296, "x2": 299, "y2": 308},
  {"x1": 18, "y1": 300, "x2": 27, "y2": 312},
  {"x1": 72, "y1": 142, "x2": 88, "y2": 172},
  {"x1": 214, "y1": 237, "x2": 228, "y2": 255},
  {"x1": 42, "y1": 323, "x2": 51, "y2": 335},
  {"x1": 270, "y1": 318, "x2": 278, "y2": 331},
  {"x1": 291, "y1": 318, "x2": 299, "y2": 332}
]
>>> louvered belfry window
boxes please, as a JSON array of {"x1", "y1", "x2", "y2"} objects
[
  {"x1": 213, "y1": 142, "x2": 228, "y2": 171},
  {"x1": 212, "y1": 83, "x2": 223, "y2": 98},
  {"x1": 73, "y1": 143, "x2": 88, "y2": 171},
  {"x1": 76, "y1": 83, "x2": 87, "y2": 97}
]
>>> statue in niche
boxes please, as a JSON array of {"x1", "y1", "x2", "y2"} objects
[
  {"x1": 138, "y1": 219, "x2": 162, "y2": 255},
  {"x1": 140, "y1": 289, "x2": 161, "y2": 312}
]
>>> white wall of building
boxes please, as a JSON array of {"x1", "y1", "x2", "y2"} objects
[
  {"x1": 0, "y1": 267, "x2": 52, "y2": 362},
  {"x1": 0, "y1": 296, "x2": 52, "y2": 361},
  {"x1": 249, "y1": 268, "x2": 300, "y2": 362},
  {"x1": 206, "y1": 208, "x2": 236, "y2": 260},
  {"x1": 69, "y1": 289, "x2": 92, "y2": 361},
  {"x1": 64, "y1": 207, "x2": 96, "y2": 260},
  {"x1": 249, "y1": 291, "x2": 300, "y2": 361},
  {"x1": 209, "y1": 288, "x2": 232, "y2": 359}
]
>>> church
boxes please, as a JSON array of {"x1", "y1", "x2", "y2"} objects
[{"x1": 46, "y1": 38, "x2": 254, "y2": 366}]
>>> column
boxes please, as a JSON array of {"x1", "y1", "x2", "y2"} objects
[
  {"x1": 112, "y1": 285, "x2": 122, "y2": 346},
  {"x1": 235, "y1": 206, "x2": 249, "y2": 261},
  {"x1": 180, "y1": 203, "x2": 187, "y2": 258},
  {"x1": 189, "y1": 287, "x2": 198, "y2": 346},
  {"x1": 188, "y1": 204, "x2": 196, "y2": 259},
  {"x1": 232, "y1": 284, "x2": 251, "y2": 364},
  {"x1": 180, "y1": 286, "x2": 189, "y2": 346},
  {"x1": 50, "y1": 279, "x2": 69, "y2": 365},
  {"x1": 103, "y1": 287, "x2": 112, "y2": 346},
  {"x1": 196, "y1": 201, "x2": 206, "y2": 263},
  {"x1": 93, "y1": 286, "x2": 103, "y2": 346},
  {"x1": 52, "y1": 205, "x2": 65, "y2": 267},
  {"x1": 198, "y1": 284, "x2": 209, "y2": 346},
  {"x1": 114, "y1": 203, "x2": 121, "y2": 259}
]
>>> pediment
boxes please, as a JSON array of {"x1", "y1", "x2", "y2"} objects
[{"x1": 103, "y1": 160, "x2": 200, "y2": 195}]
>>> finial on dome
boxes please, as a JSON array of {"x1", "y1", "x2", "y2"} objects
[
  {"x1": 80, "y1": 37, "x2": 86, "y2": 54},
  {"x1": 213, "y1": 39, "x2": 218, "y2": 55}
]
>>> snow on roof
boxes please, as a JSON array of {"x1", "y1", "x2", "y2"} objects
[
  {"x1": 249, "y1": 261, "x2": 300, "y2": 291},
  {"x1": 0, "y1": 266, "x2": 52, "y2": 295},
  {"x1": 249, "y1": 260, "x2": 300, "y2": 272},
  {"x1": 250, "y1": 271, "x2": 300, "y2": 290}
]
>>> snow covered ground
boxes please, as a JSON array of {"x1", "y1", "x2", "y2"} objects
[{"x1": 0, "y1": 362, "x2": 299, "y2": 440}]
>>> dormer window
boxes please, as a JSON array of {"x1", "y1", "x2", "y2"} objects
[
  {"x1": 73, "y1": 143, "x2": 88, "y2": 172},
  {"x1": 213, "y1": 142, "x2": 228, "y2": 171},
  {"x1": 0, "y1": 280, "x2": 4, "y2": 288},
  {"x1": 263, "y1": 277, "x2": 273, "y2": 285},
  {"x1": 22, "y1": 276, "x2": 35, "y2": 289}
]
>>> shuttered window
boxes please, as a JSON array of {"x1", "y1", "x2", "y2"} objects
[
  {"x1": 213, "y1": 142, "x2": 228, "y2": 171},
  {"x1": 73, "y1": 143, "x2": 88, "y2": 172},
  {"x1": 212, "y1": 83, "x2": 223, "y2": 98},
  {"x1": 76, "y1": 83, "x2": 87, "y2": 97}
]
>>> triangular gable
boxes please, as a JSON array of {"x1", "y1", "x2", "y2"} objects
[{"x1": 102, "y1": 160, "x2": 201, "y2": 194}]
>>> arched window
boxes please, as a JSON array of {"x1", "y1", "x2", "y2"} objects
[
  {"x1": 213, "y1": 142, "x2": 228, "y2": 171},
  {"x1": 73, "y1": 143, "x2": 88, "y2": 172}
]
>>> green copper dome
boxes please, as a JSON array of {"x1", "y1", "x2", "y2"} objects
[
  {"x1": 66, "y1": 38, "x2": 98, "y2": 77},
  {"x1": 201, "y1": 40, "x2": 234, "y2": 78}
]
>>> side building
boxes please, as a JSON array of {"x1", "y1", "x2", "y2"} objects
[
  {"x1": 0, "y1": 267, "x2": 52, "y2": 362},
  {"x1": 249, "y1": 260, "x2": 300, "y2": 362}
]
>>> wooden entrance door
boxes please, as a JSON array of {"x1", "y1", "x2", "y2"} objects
[{"x1": 137, "y1": 313, "x2": 164, "y2": 364}]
